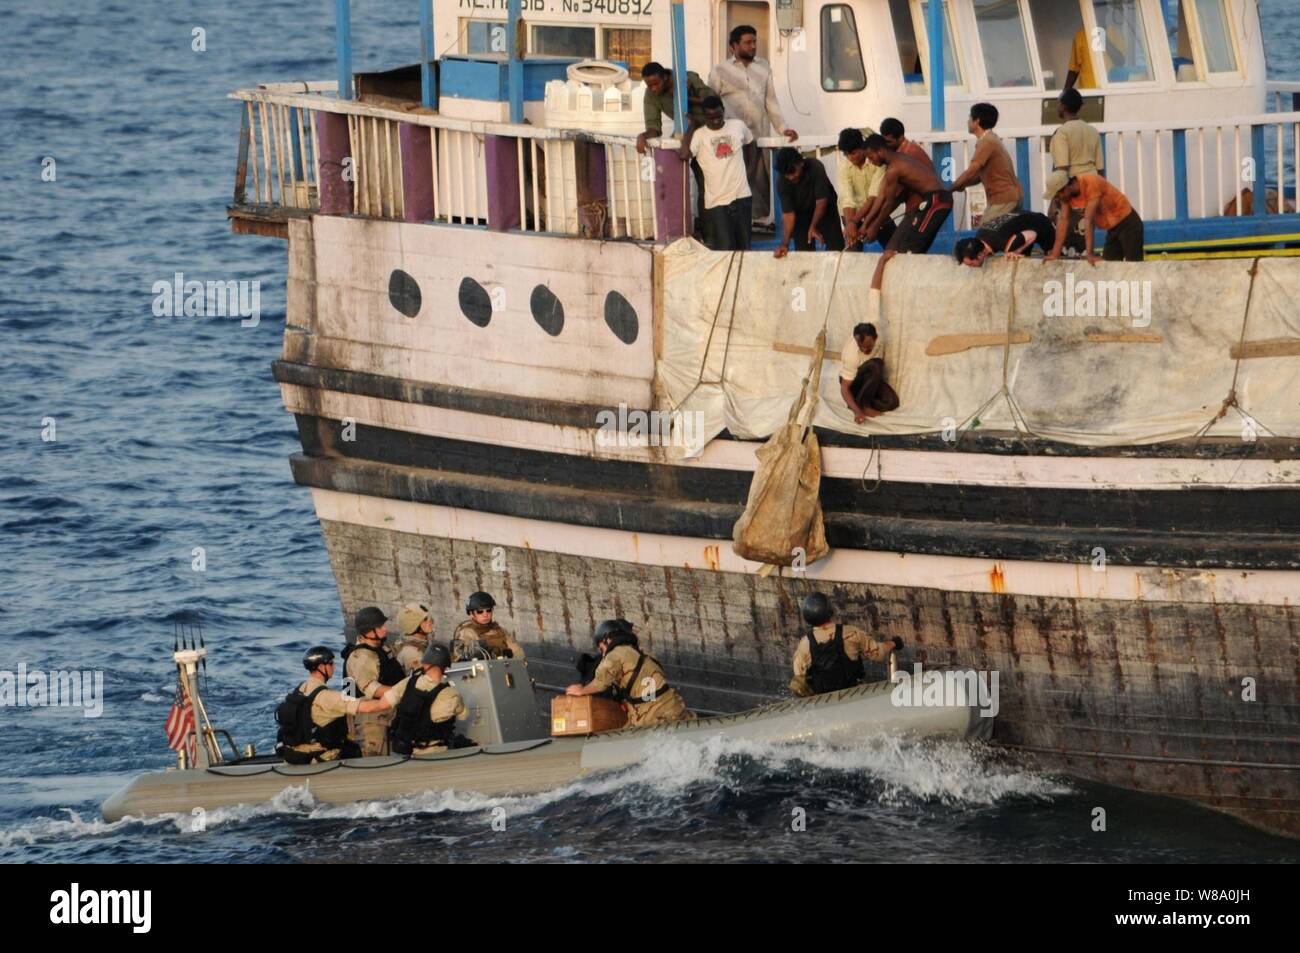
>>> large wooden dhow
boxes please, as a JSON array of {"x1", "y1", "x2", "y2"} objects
[{"x1": 227, "y1": 0, "x2": 1300, "y2": 837}]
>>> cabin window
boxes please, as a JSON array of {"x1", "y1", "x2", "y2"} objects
[
  {"x1": 888, "y1": 0, "x2": 925, "y2": 91},
  {"x1": 1165, "y1": 0, "x2": 1238, "y2": 81},
  {"x1": 1090, "y1": 0, "x2": 1154, "y2": 83},
  {"x1": 1027, "y1": 0, "x2": 1087, "y2": 90},
  {"x1": 973, "y1": 0, "x2": 1035, "y2": 88},
  {"x1": 918, "y1": 1, "x2": 965, "y2": 87},
  {"x1": 603, "y1": 28, "x2": 652, "y2": 79},
  {"x1": 466, "y1": 20, "x2": 508, "y2": 55},
  {"x1": 1192, "y1": 0, "x2": 1238, "y2": 74},
  {"x1": 531, "y1": 25, "x2": 597, "y2": 59},
  {"x1": 821, "y1": 5, "x2": 866, "y2": 91},
  {"x1": 1164, "y1": 1, "x2": 1198, "y2": 80}
]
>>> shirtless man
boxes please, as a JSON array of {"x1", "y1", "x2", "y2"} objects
[{"x1": 858, "y1": 134, "x2": 953, "y2": 321}]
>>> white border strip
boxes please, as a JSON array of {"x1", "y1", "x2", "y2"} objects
[
  {"x1": 282, "y1": 384, "x2": 1300, "y2": 491},
  {"x1": 311, "y1": 488, "x2": 1300, "y2": 607}
]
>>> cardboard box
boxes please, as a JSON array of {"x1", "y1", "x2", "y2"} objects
[{"x1": 551, "y1": 695, "x2": 626, "y2": 736}]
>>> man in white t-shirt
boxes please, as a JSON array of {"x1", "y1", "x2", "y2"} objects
[
  {"x1": 681, "y1": 97, "x2": 757, "y2": 250},
  {"x1": 839, "y1": 322, "x2": 899, "y2": 423}
]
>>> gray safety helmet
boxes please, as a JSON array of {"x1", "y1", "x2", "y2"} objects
[
  {"x1": 465, "y1": 591, "x2": 496, "y2": 614},
  {"x1": 421, "y1": 643, "x2": 452, "y2": 669},
  {"x1": 303, "y1": 645, "x2": 336, "y2": 671},
  {"x1": 801, "y1": 593, "x2": 834, "y2": 627}
]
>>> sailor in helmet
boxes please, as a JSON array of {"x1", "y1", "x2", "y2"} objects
[
  {"x1": 566, "y1": 619, "x2": 695, "y2": 727},
  {"x1": 393, "y1": 601, "x2": 434, "y2": 674},
  {"x1": 376, "y1": 643, "x2": 470, "y2": 756},
  {"x1": 342, "y1": 606, "x2": 405, "y2": 756},
  {"x1": 790, "y1": 593, "x2": 901, "y2": 697},
  {"x1": 452, "y1": 591, "x2": 525, "y2": 662},
  {"x1": 275, "y1": 646, "x2": 391, "y2": 764}
]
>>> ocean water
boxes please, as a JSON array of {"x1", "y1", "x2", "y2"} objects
[{"x1": 1, "y1": 0, "x2": 1297, "y2": 863}]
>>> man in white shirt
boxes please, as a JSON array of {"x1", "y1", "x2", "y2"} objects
[
  {"x1": 709, "y1": 25, "x2": 798, "y2": 227},
  {"x1": 839, "y1": 322, "x2": 899, "y2": 423},
  {"x1": 681, "y1": 97, "x2": 757, "y2": 250}
]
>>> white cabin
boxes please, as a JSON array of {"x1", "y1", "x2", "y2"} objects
[{"x1": 436, "y1": 0, "x2": 1266, "y2": 134}]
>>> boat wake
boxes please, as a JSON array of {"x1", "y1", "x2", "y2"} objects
[{"x1": 163, "y1": 733, "x2": 1072, "y2": 832}]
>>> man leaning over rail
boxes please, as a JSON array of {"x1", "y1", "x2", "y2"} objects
[
  {"x1": 1044, "y1": 170, "x2": 1144, "y2": 264},
  {"x1": 773, "y1": 148, "x2": 843, "y2": 256}
]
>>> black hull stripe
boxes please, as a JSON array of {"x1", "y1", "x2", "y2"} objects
[
  {"x1": 291, "y1": 414, "x2": 1300, "y2": 538},
  {"x1": 273, "y1": 359, "x2": 1300, "y2": 460},
  {"x1": 289, "y1": 452, "x2": 1300, "y2": 569}
]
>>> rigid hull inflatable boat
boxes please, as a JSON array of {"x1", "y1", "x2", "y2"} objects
[{"x1": 102, "y1": 650, "x2": 991, "y2": 822}]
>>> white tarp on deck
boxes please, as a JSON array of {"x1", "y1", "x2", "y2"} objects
[{"x1": 656, "y1": 239, "x2": 1300, "y2": 449}]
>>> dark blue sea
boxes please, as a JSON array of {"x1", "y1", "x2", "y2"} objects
[{"x1": 1, "y1": 0, "x2": 1297, "y2": 863}]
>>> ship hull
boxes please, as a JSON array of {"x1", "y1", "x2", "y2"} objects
[
  {"x1": 304, "y1": 485, "x2": 1299, "y2": 839},
  {"x1": 272, "y1": 215, "x2": 1300, "y2": 838}
]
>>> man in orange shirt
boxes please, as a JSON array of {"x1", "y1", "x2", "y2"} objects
[{"x1": 1043, "y1": 169, "x2": 1144, "y2": 264}]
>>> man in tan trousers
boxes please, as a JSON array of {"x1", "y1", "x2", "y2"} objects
[
  {"x1": 343, "y1": 606, "x2": 405, "y2": 755},
  {"x1": 566, "y1": 619, "x2": 694, "y2": 727}
]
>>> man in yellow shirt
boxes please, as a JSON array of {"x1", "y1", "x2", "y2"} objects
[
  {"x1": 1065, "y1": 28, "x2": 1098, "y2": 90},
  {"x1": 836, "y1": 127, "x2": 893, "y2": 250}
]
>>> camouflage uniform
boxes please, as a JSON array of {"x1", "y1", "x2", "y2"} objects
[
  {"x1": 288, "y1": 676, "x2": 362, "y2": 761},
  {"x1": 591, "y1": 645, "x2": 694, "y2": 727},
  {"x1": 452, "y1": 619, "x2": 525, "y2": 661},
  {"x1": 382, "y1": 675, "x2": 467, "y2": 754},
  {"x1": 345, "y1": 641, "x2": 401, "y2": 755},
  {"x1": 790, "y1": 623, "x2": 893, "y2": 697}
]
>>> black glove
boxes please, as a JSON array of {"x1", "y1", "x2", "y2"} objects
[{"x1": 890, "y1": 636, "x2": 904, "y2": 651}]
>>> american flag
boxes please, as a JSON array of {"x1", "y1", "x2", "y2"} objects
[{"x1": 165, "y1": 671, "x2": 195, "y2": 757}]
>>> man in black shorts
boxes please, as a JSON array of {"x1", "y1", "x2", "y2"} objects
[
  {"x1": 954, "y1": 211, "x2": 1056, "y2": 267},
  {"x1": 859, "y1": 135, "x2": 953, "y2": 321}
]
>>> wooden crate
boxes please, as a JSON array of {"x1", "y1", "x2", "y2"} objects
[{"x1": 551, "y1": 696, "x2": 626, "y2": 736}]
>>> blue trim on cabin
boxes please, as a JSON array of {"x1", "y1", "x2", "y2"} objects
[
  {"x1": 508, "y1": 0, "x2": 524, "y2": 123},
  {"x1": 1172, "y1": 129, "x2": 1189, "y2": 220},
  {"x1": 440, "y1": 56, "x2": 582, "y2": 102},
  {"x1": 1014, "y1": 137, "x2": 1031, "y2": 204},
  {"x1": 670, "y1": 0, "x2": 688, "y2": 133},
  {"x1": 335, "y1": 0, "x2": 353, "y2": 101},
  {"x1": 1251, "y1": 124, "x2": 1267, "y2": 195},
  {"x1": 420, "y1": 0, "x2": 437, "y2": 109},
  {"x1": 927, "y1": 0, "x2": 945, "y2": 131}
]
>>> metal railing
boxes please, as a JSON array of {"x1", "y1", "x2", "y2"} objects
[
  {"x1": 231, "y1": 85, "x2": 657, "y2": 239},
  {"x1": 232, "y1": 82, "x2": 1300, "y2": 241}
]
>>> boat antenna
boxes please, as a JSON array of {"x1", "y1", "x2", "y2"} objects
[{"x1": 198, "y1": 621, "x2": 207, "y2": 678}]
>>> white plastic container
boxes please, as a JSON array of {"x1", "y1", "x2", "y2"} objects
[{"x1": 541, "y1": 64, "x2": 655, "y2": 239}]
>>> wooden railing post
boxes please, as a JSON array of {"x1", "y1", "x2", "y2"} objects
[
  {"x1": 400, "y1": 123, "x2": 434, "y2": 222},
  {"x1": 316, "y1": 111, "x2": 354, "y2": 215},
  {"x1": 234, "y1": 101, "x2": 251, "y2": 206},
  {"x1": 654, "y1": 146, "x2": 691, "y2": 242},
  {"x1": 575, "y1": 140, "x2": 608, "y2": 239},
  {"x1": 485, "y1": 134, "x2": 522, "y2": 231}
]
